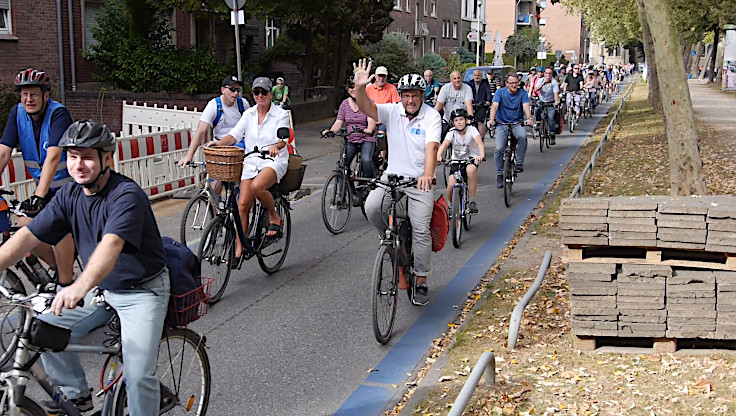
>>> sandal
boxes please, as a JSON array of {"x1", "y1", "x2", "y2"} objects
[{"x1": 266, "y1": 223, "x2": 283, "y2": 238}]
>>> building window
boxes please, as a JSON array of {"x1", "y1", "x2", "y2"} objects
[
  {"x1": 423, "y1": 0, "x2": 428, "y2": 16},
  {"x1": 0, "y1": 0, "x2": 12, "y2": 35},
  {"x1": 430, "y1": 0, "x2": 437, "y2": 17},
  {"x1": 266, "y1": 19, "x2": 280, "y2": 48},
  {"x1": 394, "y1": 0, "x2": 401, "y2": 10},
  {"x1": 442, "y1": 20, "x2": 450, "y2": 39},
  {"x1": 405, "y1": 0, "x2": 411, "y2": 12},
  {"x1": 462, "y1": 0, "x2": 475, "y2": 19},
  {"x1": 83, "y1": 1, "x2": 105, "y2": 48},
  {"x1": 430, "y1": 37, "x2": 436, "y2": 53},
  {"x1": 452, "y1": 22, "x2": 458, "y2": 39}
]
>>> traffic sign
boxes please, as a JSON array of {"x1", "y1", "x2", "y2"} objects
[
  {"x1": 467, "y1": 31, "x2": 479, "y2": 42},
  {"x1": 537, "y1": 51, "x2": 547, "y2": 60},
  {"x1": 481, "y1": 32, "x2": 493, "y2": 42},
  {"x1": 225, "y1": 0, "x2": 245, "y2": 10},
  {"x1": 691, "y1": 50, "x2": 697, "y2": 56}
]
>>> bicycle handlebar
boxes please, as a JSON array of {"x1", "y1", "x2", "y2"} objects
[{"x1": 184, "y1": 161, "x2": 206, "y2": 168}]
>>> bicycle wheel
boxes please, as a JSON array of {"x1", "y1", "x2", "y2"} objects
[
  {"x1": 0, "y1": 395, "x2": 46, "y2": 416},
  {"x1": 179, "y1": 192, "x2": 215, "y2": 250},
  {"x1": 503, "y1": 152, "x2": 513, "y2": 208},
  {"x1": 114, "y1": 328, "x2": 211, "y2": 416},
  {"x1": 451, "y1": 187, "x2": 463, "y2": 248},
  {"x1": 440, "y1": 147, "x2": 452, "y2": 188},
  {"x1": 372, "y1": 244, "x2": 398, "y2": 344},
  {"x1": 462, "y1": 184, "x2": 472, "y2": 231},
  {"x1": 537, "y1": 121, "x2": 544, "y2": 153},
  {"x1": 257, "y1": 198, "x2": 291, "y2": 274},
  {"x1": 197, "y1": 216, "x2": 233, "y2": 304},
  {"x1": 0, "y1": 269, "x2": 26, "y2": 370},
  {"x1": 569, "y1": 109, "x2": 576, "y2": 133},
  {"x1": 321, "y1": 173, "x2": 352, "y2": 234}
]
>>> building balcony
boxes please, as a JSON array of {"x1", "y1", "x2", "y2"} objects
[{"x1": 516, "y1": 14, "x2": 533, "y2": 25}]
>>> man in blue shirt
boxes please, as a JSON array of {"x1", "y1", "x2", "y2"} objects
[
  {"x1": 0, "y1": 121, "x2": 170, "y2": 415},
  {"x1": 0, "y1": 68, "x2": 76, "y2": 286},
  {"x1": 487, "y1": 73, "x2": 533, "y2": 188}
]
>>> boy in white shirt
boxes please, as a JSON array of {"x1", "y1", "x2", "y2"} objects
[{"x1": 437, "y1": 108, "x2": 484, "y2": 214}]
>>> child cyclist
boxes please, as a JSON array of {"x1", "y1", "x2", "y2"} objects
[{"x1": 437, "y1": 108, "x2": 484, "y2": 214}]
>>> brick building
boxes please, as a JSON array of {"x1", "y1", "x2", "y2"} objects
[
  {"x1": 538, "y1": 2, "x2": 589, "y2": 65},
  {"x1": 386, "y1": 0, "x2": 462, "y2": 59}
]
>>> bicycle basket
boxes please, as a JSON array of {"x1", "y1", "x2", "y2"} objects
[
  {"x1": 30, "y1": 318, "x2": 71, "y2": 352},
  {"x1": 203, "y1": 146, "x2": 244, "y2": 182},
  {"x1": 166, "y1": 277, "x2": 213, "y2": 328},
  {"x1": 278, "y1": 153, "x2": 306, "y2": 193}
]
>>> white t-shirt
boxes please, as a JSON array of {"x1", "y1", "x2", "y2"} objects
[
  {"x1": 199, "y1": 97, "x2": 250, "y2": 139},
  {"x1": 227, "y1": 104, "x2": 290, "y2": 180},
  {"x1": 445, "y1": 125, "x2": 481, "y2": 160},
  {"x1": 376, "y1": 102, "x2": 442, "y2": 178},
  {"x1": 437, "y1": 83, "x2": 473, "y2": 121}
]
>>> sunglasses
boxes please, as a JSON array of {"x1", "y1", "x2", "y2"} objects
[
  {"x1": 376, "y1": 74, "x2": 387, "y2": 78},
  {"x1": 225, "y1": 86, "x2": 240, "y2": 92},
  {"x1": 253, "y1": 88, "x2": 269, "y2": 96},
  {"x1": 348, "y1": 84, "x2": 356, "y2": 89}
]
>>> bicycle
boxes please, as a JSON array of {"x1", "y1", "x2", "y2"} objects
[
  {"x1": 495, "y1": 121, "x2": 523, "y2": 208},
  {"x1": 566, "y1": 92, "x2": 581, "y2": 133},
  {"x1": 197, "y1": 145, "x2": 292, "y2": 304},
  {"x1": 320, "y1": 127, "x2": 375, "y2": 234},
  {"x1": 180, "y1": 162, "x2": 221, "y2": 250},
  {"x1": 0, "y1": 281, "x2": 211, "y2": 416},
  {"x1": 441, "y1": 158, "x2": 477, "y2": 248},
  {"x1": 536, "y1": 102, "x2": 555, "y2": 152},
  {"x1": 369, "y1": 174, "x2": 419, "y2": 344}
]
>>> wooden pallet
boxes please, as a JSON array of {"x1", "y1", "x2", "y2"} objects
[
  {"x1": 563, "y1": 246, "x2": 736, "y2": 271},
  {"x1": 572, "y1": 335, "x2": 736, "y2": 353}
]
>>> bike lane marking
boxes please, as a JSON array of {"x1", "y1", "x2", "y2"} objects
[{"x1": 334, "y1": 131, "x2": 592, "y2": 416}]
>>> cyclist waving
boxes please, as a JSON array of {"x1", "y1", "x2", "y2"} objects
[{"x1": 354, "y1": 58, "x2": 441, "y2": 306}]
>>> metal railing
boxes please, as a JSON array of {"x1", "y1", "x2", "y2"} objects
[
  {"x1": 507, "y1": 250, "x2": 553, "y2": 349},
  {"x1": 447, "y1": 351, "x2": 496, "y2": 416},
  {"x1": 569, "y1": 79, "x2": 637, "y2": 199}
]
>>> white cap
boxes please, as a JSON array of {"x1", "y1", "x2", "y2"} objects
[{"x1": 375, "y1": 66, "x2": 388, "y2": 76}]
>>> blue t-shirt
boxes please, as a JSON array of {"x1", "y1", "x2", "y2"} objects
[
  {"x1": 492, "y1": 87, "x2": 529, "y2": 123},
  {"x1": 28, "y1": 171, "x2": 166, "y2": 291},
  {"x1": 1, "y1": 104, "x2": 73, "y2": 150}
]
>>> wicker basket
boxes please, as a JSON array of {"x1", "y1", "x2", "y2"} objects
[{"x1": 203, "y1": 146, "x2": 244, "y2": 182}]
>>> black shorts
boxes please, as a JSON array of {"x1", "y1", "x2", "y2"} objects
[{"x1": 448, "y1": 161, "x2": 477, "y2": 177}]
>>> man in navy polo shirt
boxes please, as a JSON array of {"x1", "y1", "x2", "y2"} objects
[{"x1": 0, "y1": 120, "x2": 169, "y2": 415}]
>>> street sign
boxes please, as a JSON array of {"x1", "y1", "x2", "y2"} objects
[
  {"x1": 537, "y1": 51, "x2": 547, "y2": 60},
  {"x1": 224, "y1": 0, "x2": 245, "y2": 9},
  {"x1": 555, "y1": 50, "x2": 562, "y2": 60},
  {"x1": 691, "y1": 50, "x2": 697, "y2": 56},
  {"x1": 467, "y1": 31, "x2": 479, "y2": 42},
  {"x1": 481, "y1": 32, "x2": 493, "y2": 42},
  {"x1": 231, "y1": 10, "x2": 245, "y2": 25}
]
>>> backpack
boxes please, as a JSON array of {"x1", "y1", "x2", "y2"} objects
[
  {"x1": 212, "y1": 97, "x2": 246, "y2": 128},
  {"x1": 430, "y1": 195, "x2": 449, "y2": 252},
  {"x1": 162, "y1": 237, "x2": 205, "y2": 328}
]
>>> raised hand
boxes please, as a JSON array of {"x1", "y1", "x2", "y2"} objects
[{"x1": 352, "y1": 58, "x2": 374, "y2": 88}]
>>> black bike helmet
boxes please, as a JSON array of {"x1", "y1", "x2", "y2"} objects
[
  {"x1": 14, "y1": 68, "x2": 52, "y2": 91},
  {"x1": 450, "y1": 108, "x2": 469, "y2": 120},
  {"x1": 60, "y1": 120, "x2": 116, "y2": 153},
  {"x1": 346, "y1": 76, "x2": 355, "y2": 88},
  {"x1": 397, "y1": 73, "x2": 426, "y2": 93}
]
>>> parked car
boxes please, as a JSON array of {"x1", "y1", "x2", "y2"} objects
[{"x1": 462, "y1": 65, "x2": 516, "y2": 83}]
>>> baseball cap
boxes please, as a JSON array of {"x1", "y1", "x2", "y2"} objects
[
  {"x1": 222, "y1": 76, "x2": 242, "y2": 87},
  {"x1": 251, "y1": 76, "x2": 272, "y2": 91},
  {"x1": 375, "y1": 66, "x2": 388, "y2": 76}
]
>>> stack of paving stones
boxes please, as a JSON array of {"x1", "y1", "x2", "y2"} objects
[
  {"x1": 715, "y1": 271, "x2": 736, "y2": 338},
  {"x1": 567, "y1": 262, "x2": 617, "y2": 337},
  {"x1": 706, "y1": 206, "x2": 736, "y2": 253},
  {"x1": 666, "y1": 270, "x2": 716, "y2": 338},
  {"x1": 617, "y1": 264, "x2": 669, "y2": 337},
  {"x1": 559, "y1": 199, "x2": 608, "y2": 246},
  {"x1": 608, "y1": 200, "x2": 657, "y2": 247},
  {"x1": 657, "y1": 199, "x2": 708, "y2": 250}
]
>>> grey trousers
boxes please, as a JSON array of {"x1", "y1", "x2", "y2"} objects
[{"x1": 364, "y1": 175, "x2": 435, "y2": 276}]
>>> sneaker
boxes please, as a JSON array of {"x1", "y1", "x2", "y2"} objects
[
  {"x1": 411, "y1": 282, "x2": 429, "y2": 306},
  {"x1": 496, "y1": 175, "x2": 503, "y2": 189},
  {"x1": 515, "y1": 164, "x2": 524, "y2": 173},
  {"x1": 43, "y1": 390, "x2": 94, "y2": 413},
  {"x1": 469, "y1": 201, "x2": 478, "y2": 214},
  {"x1": 550, "y1": 136, "x2": 556, "y2": 145}
]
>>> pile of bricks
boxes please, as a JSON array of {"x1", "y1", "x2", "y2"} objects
[
  {"x1": 666, "y1": 270, "x2": 715, "y2": 338},
  {"x1": 568, "y1": 262, "x2": 617, "y2": 337},
  {"x1": 559, "y1": 199, "x2": 608, "y2": 246},
  {"x1": 657, "y1": 200, "x2": 708, "y2": 249},
  {"x1": 716, "y1": 271, "x2": 736, "y2": 338},
  {"x1": 617, "y1": 264, "x2": 669, "y2": 337},
  {"x1": 707, "y1": 207, "x2": 736, "y2": 252},
  {"x1": 608, "y1": 200, "x2": 657, "y2": 247}
]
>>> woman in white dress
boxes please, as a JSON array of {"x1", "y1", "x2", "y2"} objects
[{"x1": 211, "y1": 76, "x2": 290, "y2": 258}]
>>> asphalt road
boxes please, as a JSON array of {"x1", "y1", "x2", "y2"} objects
[{"x1": 31, "y1": 87, "x2": 626, "y2": 415}]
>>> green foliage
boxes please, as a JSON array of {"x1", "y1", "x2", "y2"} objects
[
  {"x1": 83, "y1": 0, "x2": 228, "y2": 94},
  {"x1": 504, "y1": 28, "x2": 543, "y2": 69},
  {"x1": 364, "y1": 33, "x2": 417, "y2": 78},
  {"x1": 446, "y1": 52, "x2": 463, "y2": 75},
  {"x1": 457, "y1": 48, "x2": 476, "y2": 64},
  {"x1": 462, "y1": 62, "x2": 476, "y2": 73},
  {"x1": 0, "y1": 83, "x2": 18, "y2": 134},
  {"x1": 262, "y1": 35, "x2": 306, "y2": 70},
  {"x1": 418, "y1": 52, "x2": 447, "y2": 75}
]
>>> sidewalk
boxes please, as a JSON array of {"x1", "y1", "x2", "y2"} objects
[{"x1": 688, "y1": 79, "x2": 736, "y2": 138}]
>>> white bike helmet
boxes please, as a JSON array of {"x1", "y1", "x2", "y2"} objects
[{"x1": 397, "y1": 74, "x2": 426, "y2": 93}]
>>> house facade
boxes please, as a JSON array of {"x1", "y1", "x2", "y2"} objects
[{"x1": 386, "y1": 0, "x2": 463, "y2": 58}]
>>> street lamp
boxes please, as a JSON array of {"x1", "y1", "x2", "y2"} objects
[{"x1": 538, "y1": 36, "x2": 546, "y2": 68}]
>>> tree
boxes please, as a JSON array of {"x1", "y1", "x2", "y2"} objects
[
  {"x1": 640, "y1": 0, "x2": 705, "y2": 195},
  {"x1": 504, "y1": 29, "x2": 538, "y2": 69},
  {"x1": 418, "y1": 53, "x2": 448, "y2": 77},
  {"x1": 364, "y1": 33, "x2": 417, "y2": 79}
]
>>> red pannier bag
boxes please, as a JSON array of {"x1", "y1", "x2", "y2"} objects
[
  {"x1": 555, "y1": 107, "x2": 564, "y2": 135},
  {"x1": 430, "y1": 195, "x2": 449, "y2": 252}
]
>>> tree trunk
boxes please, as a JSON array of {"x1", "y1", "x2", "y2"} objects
[
  {"x1": 319, "y1": 27, "x2": 331, "y2": 86},
  {"x1": 709, "y1": 26, "x2": 720, "y2": 83},
  {"x1": 682, "y1": 43, "x2": 692, "y2": 70},
  {"x1": 302, "y1": 28, "x2": 315, "y2": 92},
  {"x1": 699, "y1": 44, "x2": 713, "y2": 80},
  {"x1": 690, "y1": 41, "x2": 703, "y2": 78},
  {"x1": 330, "y1": 26, "x2": 344, "y2": 87},
  {"x1": 635, "y1": 0, "x2": 662, "y2": 112},
  {"x1": 641, "y1": 0, "x2": 706, "y2": 196},
  {"x1": 715, "y1": 40, "x2": 725, "y2": 86}
]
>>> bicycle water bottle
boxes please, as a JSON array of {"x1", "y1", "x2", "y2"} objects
[{"x1": 25, "y1": 254, "x2": 53, "y2": 286}]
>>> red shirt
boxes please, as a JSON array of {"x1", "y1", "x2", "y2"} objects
[{"x1": 366, "y1": 83, "x2": 400, "y2": 104}]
